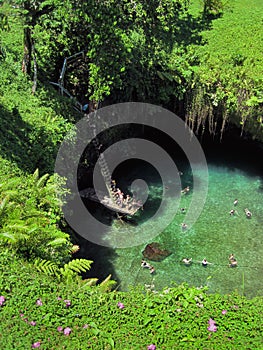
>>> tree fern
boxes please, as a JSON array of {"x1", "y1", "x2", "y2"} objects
[
  {"x1": 1, "y1": 222, "x2": 33, "y2": 241},
  {"x1": 33, "y1": 257, "x2": 117, "y2": 290}
]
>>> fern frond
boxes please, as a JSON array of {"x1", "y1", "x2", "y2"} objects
[
  {"x1": 63, "y1": 259, "x2": 93, "y2": 274},
  {"x1": 0, "y1": 231, "x2": 30, "y2": 242},
  {"x1": 34, "y1": 258, "x2": 59, "y2": 276},
  {"x1": 32, "y1": 169, "x2": 39, "y2": 181},
  {"x1": 98, "y1": 274, "x2": 117, "y2": 292},
  {"x1": 47, "y1": 238, "x2": 68, "y2": 246},
  {"x1": 0, "y1": 196, "x2": 8, "y2": 211},
  {"x1": 0, "y1": 231, "x2": 17, "y2": 242},
  {"x1": 36, "y1": 174, "x2": 49, "y2": 188},
  {"x1": 82, "y1": 278, "x2": 98, "y2": 287}
]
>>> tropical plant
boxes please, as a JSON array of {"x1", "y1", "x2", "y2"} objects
[
  {"x1": 33, "y1": 257, "x2": 116, "y2": 291},
  {"x1": 0, "y1": 169, "x2": 73, "y2": 263}
]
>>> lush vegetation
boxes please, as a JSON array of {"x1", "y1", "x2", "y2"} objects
[
  {"x1": 186, "y1": 0, "x2": 263, "y2": 140},
  {"x1": 1, "y1": 0, "x2": 262, "y2": 139},
  {"x1": 1, "y1": 250, "x2": 262, "y2": 349},
  {"x1": 0, "y1": 0, "x2": 263, "y2": 349}
]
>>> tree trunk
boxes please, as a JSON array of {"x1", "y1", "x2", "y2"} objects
[
  {"x1": 32, "y1": 41, "x2": 37, "y2": 94},
  {"x1": 22, "y1": 26, "x2": 32, "y2": 75}
]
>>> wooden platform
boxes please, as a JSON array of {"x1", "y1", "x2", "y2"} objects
[{"x1": 79, "y1": 188, "x2": 141, "y2": 216}]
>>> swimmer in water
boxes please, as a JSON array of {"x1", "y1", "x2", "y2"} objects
[{"x1": 182, "y1": 258, "x2": 192, "y2": 266}]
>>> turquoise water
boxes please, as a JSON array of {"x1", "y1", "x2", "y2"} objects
[{"x1": 106, "y1": 163, "x2": 263, "y2": 298}]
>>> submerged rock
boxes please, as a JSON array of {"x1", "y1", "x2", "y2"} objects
[{"x1": 142, "y1": 242, "x2": 172, "y2": 262}]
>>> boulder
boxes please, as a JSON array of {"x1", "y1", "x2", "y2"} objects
[{"x1": 142, "y1": 242, "x2": 172, "y2": 262}]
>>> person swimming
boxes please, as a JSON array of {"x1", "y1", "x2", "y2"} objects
[
  {"x1": 202, "y1": 258, "x2": 208, "y2": 267},
  {"x1": 244, "y1": 208, "x2": 252, "y2": 218},
  {"x1": 228, "y1": 254, "x2": 238, "y2": 268},
  {"x1": 141, "y1": 260, "x2": 155, "y2": 274},
  {"x1": 182, "y1": 258, "x2": 192, "y2": 266},
  {"x1": 229, "y1": 259, "x2": 238, "y2": 268},
  {"x1": 229, "y1": 253, "x2": 235, "y2": 261},
  {"x1": 181, "y1": 186, "x2": 190, "y2": 194},
  {"x1": 181, "y1": 223, "x2": 188, "y2": 230},
  {"x1": 141, "y1": 260, "x2": 151, "y2": 268},
  {"x1": 149, "y1": 266, "x2": 155, "y2": 274},
  {"x1": 233, "y1": 199, "x2": 238, "y2": 206}
]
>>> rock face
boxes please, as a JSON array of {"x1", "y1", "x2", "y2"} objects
[{"x1": 142, "y1": 242, "x2": 172, "y2": 262}]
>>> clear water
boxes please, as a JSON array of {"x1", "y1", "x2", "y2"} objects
[{"x1": 105, "y1": 163, "x2": 263, "y2": 298}]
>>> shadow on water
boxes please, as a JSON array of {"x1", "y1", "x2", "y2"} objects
[
  {"x1": 201, "y1": 129, "x2": 263, "y2": 178},
  {"x1": 74, "y1": 236, "x2": 120, "y2": 286},
  {"x1": 72, "y1": 201, "x2": 121, "y2": 285}
]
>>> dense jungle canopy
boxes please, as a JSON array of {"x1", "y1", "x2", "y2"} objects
[{"x1": 1, "y1": 0, "x2": 263, "y2": 141}]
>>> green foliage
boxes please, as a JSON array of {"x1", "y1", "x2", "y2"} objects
[
  {"x1": 202, "y1": 0, "x2": 226, "y2": 18},
  {"x1": 34, "y1": 257, "x2": 117, "y2": 292},
  {"x1": 0, "y1": 250, "x2": 262, "y2": 349},
  {"x1": 187, "y1": 0, "x2": 263, "y2": 140},
  {"x1": 0, "y1": 169, "x2": 73, "y2": 263},
  {"x1": 0, "y1": 3, "x2": 10, "y2": 58},
  {"x1": 31, "y1": 0, "x2": 191, "y2": 103},
  {"x1": 34, "y1": 257, "x2": 93, "y2": 283}
]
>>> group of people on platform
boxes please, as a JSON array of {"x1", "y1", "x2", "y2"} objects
[{"x1": 110, "y1": 180, "x2": 143, "y2": 211}]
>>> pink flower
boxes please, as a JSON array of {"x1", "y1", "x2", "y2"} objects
[
  {"x1": 57, "y1": 297, "x2": 62, "y2": 300},
  {"x1": 64, "y1": 299, "x2": 71, "y2": 307},
  {"x1": 63, "y1": 327, "x2": 71, "y2": 336},
  {"x1": 83, "y1": 324, "x2": 89, "y2": 329},
  {"x1": 20, "y1": 313, "x2": 24, "y2": 317},
  {"x1": 117, "y1": 302, "x2": 124, "y2": 309},
  {"x1": 36, "y1": 299, "x2": 42, "y2": 306},
  {"x1": 32, "y1": 342, "x2": 41, "y2": 348},
  {"x1": 208, "y1": 319, "x2": 217, "y2": 332},
  {"x1": 30, "y1": 321, "x2": 36, "y2": 326},
  {"x1": 147, "y1": 345, "x2": 156, "y2": 350},
  {"x1": 0, "y1": 296, "x2": 5, "y2": 306},
  {"x1": 207, "y1": 324, "x2": 217, "y2": 332},
  {"x1": 208, "y1": 318, "x2": 216, "y2": 325},
  {"x1": 57, "y1": 326, "x2": 63, "y2": 332},
  {"x1": 222, "y1": 309, "x2": 227, "y2": 315}
]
